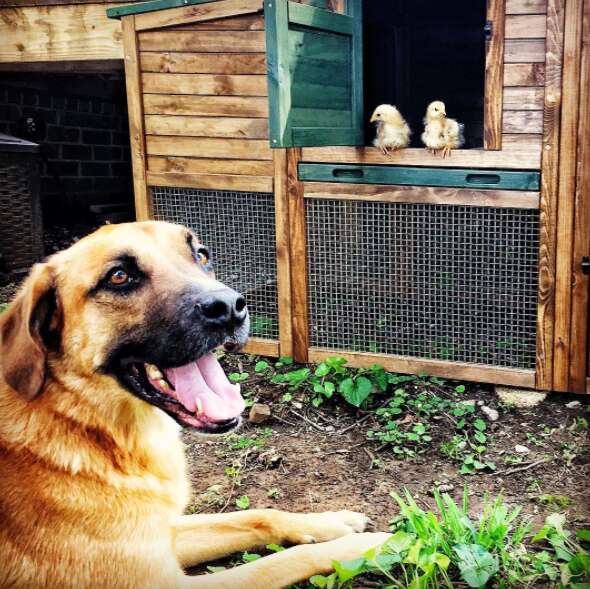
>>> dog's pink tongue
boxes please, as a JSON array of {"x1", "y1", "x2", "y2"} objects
[{"x1": 165, "y1": 353, "x2": 245, "y2": 422}]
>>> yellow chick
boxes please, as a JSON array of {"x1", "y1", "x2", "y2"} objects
[
  {"x1": 421, "y1": 100, "x2": 464, "y2": 158},
  {"x1": 370, "y1": 104, "x2": 411, "y2": 155}
]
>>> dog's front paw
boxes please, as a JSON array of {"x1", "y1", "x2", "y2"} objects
[{"x1": 285, "y1": 510, "x2": 370, "y2": 545}]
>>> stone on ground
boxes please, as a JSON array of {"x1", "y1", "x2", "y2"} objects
[
  {"x1": 249, "y1": 403, "x2": 272, "y2": 424},
  {"x1": 495, "y1": 386, "x2": 547, "y2": 408}
]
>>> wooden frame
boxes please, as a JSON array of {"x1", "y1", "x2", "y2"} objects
[{"x1": 485, "y1": 0, "x2": 506, "y2": 150}]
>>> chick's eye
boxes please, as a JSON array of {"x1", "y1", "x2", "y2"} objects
[{"x1": 109, "y1": 268, "x2": 129, "y2": 286}]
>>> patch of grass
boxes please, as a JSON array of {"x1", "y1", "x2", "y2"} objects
[
  {"x1": 0, "y1": 302, "x2": 7, "y2": 313},
  {"x1": 308, "y1": 489, "x2": 590, "y2": 588}
]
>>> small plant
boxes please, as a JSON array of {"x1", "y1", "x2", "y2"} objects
[
  {"x1": 229, "y1": 371, "x2": 249, "y2": 383},
  {"x1": 235, "y1": 495, "x2": 250, "y2": 510}
]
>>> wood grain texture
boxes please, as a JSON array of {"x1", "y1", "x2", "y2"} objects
[
  {"x1": 287, "y1": 148, "x2": 309, "y2": 362},
  {"x1": 138, "y1": 30, "x2": 265, "y2": 52},
  {"x1": 504, "y1": 63, "x2": 546, "y2": 85},
  {"x1": 308, "y1": 349, "x2": 536, "y2": 388},
  {"x1": 506, "y1": 0, "x2": 548, "y2": 14},
  {"x1": 142, "y1": 73, "x2": 267, "y2": 96},
  {"x1": 242, "y1": 338, "x2": 280, "y2": 357},
  {"x1": 505, "y1": 14, "x2": 547, "y2": 37},
  {"x1": 133, "y1": 0, "x2": 262, "y2": 32},
  {"x1": 485, "y1": 0, "x2": 505, "y2": 150},
  {"x1": 552, "y1": 0, "x2": 584, "y2": 391},
  {"x1": 503, "y1": 86, "x2": 545, "y2": 109},
  {"x1": 0, "y1": 3, "x2": 124, "y2": 63},
  {"x1": 568, "y1": 2, "x2": 590, "y2": 391},
  {"x1": 301, "y1": 137, "x2": 543, "y2": 169},
  {"x1": 140, "y1": 52, "x2": 267, "y2": 74},
  {"x1": 505, "y1": 38, "x2": 547, "y2": 61},
  {"x1": 174, "y1": 13, "x2": 264, "y2": 30},
  {"x1": 143, "y1": 94, "x2": 268, "y2": 117},
  {"x1": 146, "y1": 136, "x2": 272, "y2": 160},
  {"x1": 122, "y1": 16, "x2": 151, "y2": 221},
  {"x1": 273, "y1": 149, "x2": 293, "y2": 358},
  {"x1": 502, "y1": 110, "x2": 544, "y2": 132},
  {"x1": 146, "y1": 171, "x2": 272, "y2": 192},
  {"x1": 147, "y1": 155, "x2": 273, "y2": 176},
  {"x1": 303, "y1": 182, "x2": 540, "y2": 209},
  {"x1": 146, "y1": 114, "x2": 268, "y2": 138},
  {"x1": 536, "y1": 0, "x2": 566, "y2": 390}
]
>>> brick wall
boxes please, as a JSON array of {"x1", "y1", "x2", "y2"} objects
[{"x1": 0, "y1": 73, "x2": 132, "y2": 224}]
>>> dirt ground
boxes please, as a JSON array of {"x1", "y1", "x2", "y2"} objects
[{"x1": 185, "y1": 353, "x2": 590, "y2": 535}]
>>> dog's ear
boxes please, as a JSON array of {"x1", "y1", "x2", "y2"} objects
[{"x1": 0, "y1": 263, "x2": 61, "y2": 400}]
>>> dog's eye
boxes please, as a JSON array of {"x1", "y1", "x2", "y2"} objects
[
  {"x1": 196, "y1": 248, "x2": 209, "y2": 266},
  {"x1": 108, "y1": 268, "x2": 129, "y2": 286}
]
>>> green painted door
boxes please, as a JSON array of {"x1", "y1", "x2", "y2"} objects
[{"x1": 265, "y1": 0, "x2": 363, "y2": 148}]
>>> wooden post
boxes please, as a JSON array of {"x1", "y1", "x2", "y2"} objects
[
  {"x1": 287, "y1": 147, "x2": 309, "y2": 362},
  {"x1": 568, "y1": 0, "x2": 590, "y2": 392},
  {"x1": 552, "y1": 0, "x2": 584, "y2": 391},
  {"x1": 484, "y1": 0, "x2": 505, "y2": 150},
  {"x1": 535, "y1": 0, "x2": 566, "y2": 390},
  {"x1": 121, "y1": 15, "x2": 151, "y2": 221},
  {"x1": 273, "y1": 149, "x2": 293, "y2": 358}
]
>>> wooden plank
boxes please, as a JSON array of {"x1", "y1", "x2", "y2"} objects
[
  {"x1": 301, "y1": 137, "x2": 543, "y2": 170},
  {"x1": 568, "y1": 0, "x2": 590, "y2": 392},
  {"x1": 146, "y1": 114, "x2": 269, "y2": 138},
  {"x1": 146, "y1": 136, "x2": 272, "y2": 160},
  {"x1": 303, "y1": 182, "x2": 540, "y2": 209},
  {"x1": 6, "y1": 0, "x2": 127, "y2": 5},
  {"x1": 287, "y1": 148, "x2": 309, "y2": 362},
  {"x1": 536, "y1": 0, "x2": 566, "y2": 390},
  {"x1": 122, "y1": 16, "x2": 150, "y2": 221},
  {"x1": 140, "y1": 52, "x2": 267, "y2": 74},
  {"x1": 553, "y1": 0, "x2": 585, "y2": 391},
  {"x1": 138, "y1": 30, "x2": 265, "y2": 52},
  {"x1": 308, "y1": 349, "x2": 536, "y2": 388},
  {"x1": 502, "y1": 110, "x2": 544, "y2": 132},
  {"x1": 273, "y1": 149, "x2": 293, "y2": 358},
  {"x1": 485, "y1": 0, "x2": 505, "y2": 150},
  {"x1": 142, "y1": 73, "x2": 267, "y2": 96},
  {"x1": 506, "y1": 0, "x2": 547, "y2": 14},
  {"x1": 0, "y1": 3, "x2": 125, "y2": 63},
  {"x1": 0, "y1": 59, "x2": 123, "y2": 73},
  {"x1": 298, "y1": 163, "x2": 540, "y2": 190},
  {"x1": 504, "y1": 62, "x2": 546, "y2": 85},
  {"x1": 242, "y1": 338, "x2": 280, "y2": 356},
  {"x1": 143, "y1": 94, "x2": 269, "y2": 117},
  {"x1": 505, "y1": 39, "x2": 547, "y2": 61},
  {"x1": 503, "y1": 86, "x2": 545, "y2": 109},
  {"x1": 134, "y1": 0, "x2": 263, "y2": 32},
  {"x1": 288, "y1": 1, "x2": 352, "y2": 35},
  {"x1": 147, "y1": 155, "x2": 273, "y2": 176},
  {"x1": 505, "y1": 14, "x2": 547, "y2": 38},
  {"x1": 174, "y1": 13, "x2": 264, "y2": 30},
  {"x1": 146, "y1": 171, "x2": 272, "y2": 192}
]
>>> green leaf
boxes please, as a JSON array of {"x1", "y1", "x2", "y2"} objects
[
  {"x1": 577, "y1": 529, "x2": 590, "y2": 543},
  {"x1": 454, "y1": 544, "x2": 499, "y2": 588},
  {"x1": 385, "y1": 530, "x2": 415, "y2": 553},
  {"x1": 455, "y1": 385, "x2": 466, "y2": 393},
  {"x1": 242, "y1": 551, "x2": 261, "y2": 562},
  {"x1": 474, "y1": 419, "x2": 487, "y2": 431},
  {"x1": 339, "y1": 376, "x2": 373, "y2": 407},
  {"x1": 474, "y1": 431, "x2": 487, "y2": 444},
  {"x1": 315, "y1": 363, "x2": 330, "y2": 377},
  {"x1": 266, "y1": 543, "x2": 285, "y2": 552},
  {"x1": 333, "y1": 557, "x2": 367, "y2": 582},
  {"x1": 206, "y1": 565, "x2": 226, "y2": 573},
  {"x1": 235, "y1": 495, "x2": 250, "y2": 510},
  {"x1": 254, "y1": 361, "x2": 270, "y2": 373}
]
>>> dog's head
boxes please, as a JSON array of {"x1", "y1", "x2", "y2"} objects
[{"x1": 0, "y1": 221, "x2": 249, "y2": 434}]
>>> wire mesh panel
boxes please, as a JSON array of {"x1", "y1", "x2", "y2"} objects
[
  {"x1": 151, "y1": 187, "x2": 279, "y2": 340},
  {"x1": 306, "y1": 199, "x2": 540, "y2": 369}
]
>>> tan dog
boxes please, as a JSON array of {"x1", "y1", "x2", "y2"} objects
[{"x1": 0, "y1": 221, "x2": 387, "y2": 589}]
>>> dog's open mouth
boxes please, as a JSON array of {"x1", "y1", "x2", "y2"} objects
[{"x1": 121, "y1": 352, "x2": 245, "y2": 434}]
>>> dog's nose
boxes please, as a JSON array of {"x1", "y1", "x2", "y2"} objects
[{"x1": 197, "y1": 289, "x2": 247, "y2": 328}]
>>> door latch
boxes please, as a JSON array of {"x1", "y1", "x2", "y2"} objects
[
  {"x1": 582, "y1": 256, "x2": 590, "y2": 275},
  {"x1": 484, "y1": 20, "x2": 493, "y2": 40}
]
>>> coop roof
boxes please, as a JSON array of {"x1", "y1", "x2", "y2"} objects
[{"x1": 107, "y1": 0, "x2": 217, "y2": 19}]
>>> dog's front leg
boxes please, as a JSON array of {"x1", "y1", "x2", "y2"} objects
[
  {"x1": 173, "y1": 509, "x2": 369, "y2": 567},
  {"x1": 183, "y1": 531, "x2": 390, "y2": 589}
]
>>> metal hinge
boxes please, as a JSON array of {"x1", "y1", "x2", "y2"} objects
[
  {"x1": 581, "y1": 256, "x2": 590, "y2": 275},
  {"x1": 484, "y1": 20, "x2": 493, "y2": 40}
]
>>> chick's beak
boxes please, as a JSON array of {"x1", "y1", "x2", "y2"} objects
[{"x1": 370, "y1": 112, "x2": 378, "y2": 123}]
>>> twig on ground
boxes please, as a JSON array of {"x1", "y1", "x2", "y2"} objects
[
  {"x1": 338, "y1": 398, "x2": 391, "y2": 435},
  {"x1": 363, "y1": 446, "x2": 377, "y2": 467},
  {"x1": 324, "y1": 441, "x2": 367, "y2": 456},
  {"x1": 271, "y1": 413, "x2": 299, "y2": 428},
  {"x1": 493, "y1": 457, "x2": 552, "y2": 477},
  {"x1": 289, "y1": 409, "x2": 325, "y2": 432}
]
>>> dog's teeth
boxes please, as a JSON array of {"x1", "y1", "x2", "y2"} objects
[
  {"x1": 145, "y1": 363, "x2": 163, "y2": 379},
  {"x1": 157, "y1": 379, "x2": 170, "y2": 392},
  {"x1": 195, "y1": 398, "x2": 203, "y2": 415}
]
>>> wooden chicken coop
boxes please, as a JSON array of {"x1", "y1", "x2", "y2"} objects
[{"x1": 3, "y1": 0, "x2": 586, "y2": 393}]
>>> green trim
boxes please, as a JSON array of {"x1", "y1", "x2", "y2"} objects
[
  {"x1": 288, "y1": 2, "x2": 352, "y2": 35},
  {"x1": 292, "y1": 128, "x2": 360, "y2": 146},
  {"x1": 348, "y1": 0, "x2": 363, "y2": 145},
  {"x1": 107, "y1": 0, "x2": 216, "y2": 20},
  {"x1": 297, "y1": 164, "x2": 541, "y2": 191}
]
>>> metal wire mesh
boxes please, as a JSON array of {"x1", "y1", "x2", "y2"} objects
[
  {"x1": 151, "y1": 187, "x2": 279, "y2": 340},
  {"x1": 306, "y1": 199, "x2": 539, "y2": 369}
]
